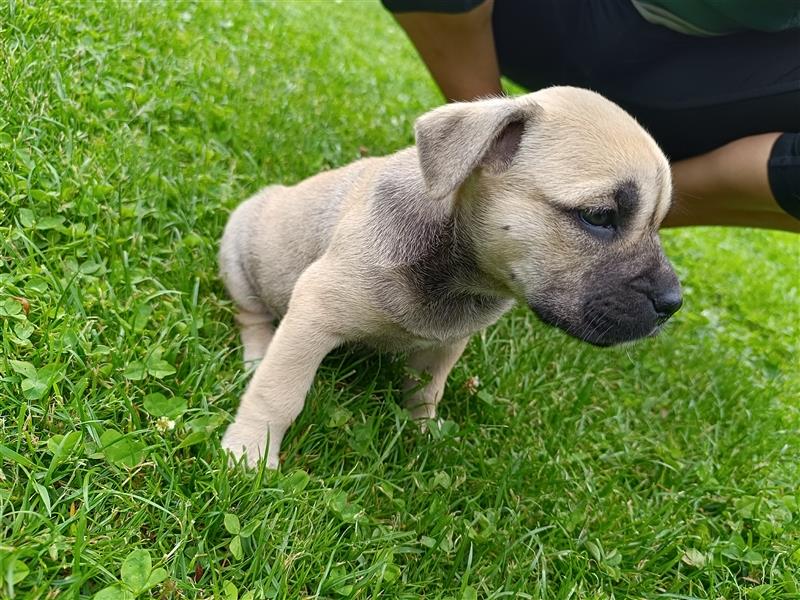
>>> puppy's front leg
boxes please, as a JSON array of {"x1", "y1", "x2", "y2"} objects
[
  {"x1": 403, "y1": 338, "x2": 469, "y2": 421},
  {"x1": 222, "y1": 276, "x2": 342, "y2": 468}
]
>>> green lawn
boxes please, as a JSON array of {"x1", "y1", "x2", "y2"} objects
[{"x1": 2, "y1": 2, "x2": 799, "y2": 599}]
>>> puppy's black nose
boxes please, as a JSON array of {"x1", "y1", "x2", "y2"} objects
[{"x1": 652, "y1": 288, "x2": 683, "y2": 323}]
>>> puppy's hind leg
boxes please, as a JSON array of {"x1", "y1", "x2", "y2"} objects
[
  {"x1": 236, "y1": 308, "x2": 275, "y2": 364},
  {"x1": 219, "y1": 203, "x2": 275, "y2": 364}
]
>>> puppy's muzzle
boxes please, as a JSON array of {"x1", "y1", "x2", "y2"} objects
[
  {"x1": 581, "y1": 267, "x2": 683, "y2": 346},
  {"x1": 528, "y1": 264, "x2": 683, "y2": 347}
]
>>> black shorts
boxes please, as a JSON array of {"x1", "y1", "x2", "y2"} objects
[{"x1": 491, "y1": 0, "x2": 800, "y2": 161}]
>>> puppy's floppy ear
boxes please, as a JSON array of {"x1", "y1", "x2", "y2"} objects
[{"x1": 414, "y1": 97, "x2": 534, "y2": 199}]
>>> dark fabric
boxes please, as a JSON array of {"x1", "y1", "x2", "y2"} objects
[
  {"x1": 491, "y1": 0, "x2": 800, "y2": 160},
  {"x1": 381, "y1": 0, "x2": 800, "y2": 32},
  {"x1": 768, "y1": 133, "x2": 800, "y2": 220},
  {"x1": 631, "y1": 0, "x2": 800, "y2": 34},
  {"x1": 381, "y1": 0, "x2": 485, "y2": 14}
]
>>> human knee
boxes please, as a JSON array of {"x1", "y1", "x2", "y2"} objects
[{"x1": 768, "y1": 133, "x2": 800, "y2": 220}]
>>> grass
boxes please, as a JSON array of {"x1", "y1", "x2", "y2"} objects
[{"x1": 1, "y1": 1, "x2": 799, "y2": 598}]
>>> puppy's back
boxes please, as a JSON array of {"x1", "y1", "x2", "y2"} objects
[{"x1": 219, "y1": 158, "x2": 379, "y2": 317}]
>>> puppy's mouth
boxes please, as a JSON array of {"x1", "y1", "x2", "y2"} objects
[{"x1": 526, "y1": 300, "x2": 664, "y2": 347}]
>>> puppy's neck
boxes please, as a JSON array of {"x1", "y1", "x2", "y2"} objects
[
  {"x1": 450, "y1": 179, "x2": 517, "y2": 300},
  {"x1": 370, "y1": 153, "x2": 515, "y2": 302}
]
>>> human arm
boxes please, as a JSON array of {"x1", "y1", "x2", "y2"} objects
[{"x1": 387, "y1": 0, "x2": 503, "y2": 101}]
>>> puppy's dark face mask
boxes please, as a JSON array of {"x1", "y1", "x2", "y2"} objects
[
  {"x1": 524, "y1": 181, "x2": 682, "y2": 346},
  {"x1": 528, "y1": 236, "x2": 681, "y2": 347}
]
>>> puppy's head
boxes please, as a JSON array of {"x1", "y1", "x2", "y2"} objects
[{"x1": 414, "y1": 86, "x2": 681, "y2": 346}]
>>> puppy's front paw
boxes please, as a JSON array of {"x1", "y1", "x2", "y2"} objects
[
  {"x1": 221, "y1": 419, "x2": 277, "y2": 469},
  {"x1": 412, "y1": 416, "x2": 446, "y2": 435},
  {"x1": 405, "y1": 403, "x2": 447, "y2": 435},
  {"x1": 406, "y1": 401, "x2": 437, "y2": 423}
]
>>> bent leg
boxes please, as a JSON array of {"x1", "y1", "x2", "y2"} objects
[{"x1": 665, "y1": 132, "x2": 800, "y2": 232}]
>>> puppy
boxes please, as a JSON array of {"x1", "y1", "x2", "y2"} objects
[{"x1": 219, "y1": 87, "x2": 682, "y2": 468}]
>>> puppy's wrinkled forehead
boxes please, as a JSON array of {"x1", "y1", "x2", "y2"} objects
[{"x1": 514, "y1": 88, "x2": 672, "y2": 223}]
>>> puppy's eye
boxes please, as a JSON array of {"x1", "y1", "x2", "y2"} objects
[{"x1": 577, "y1": 209, "x2": 617, "y2": 230}]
